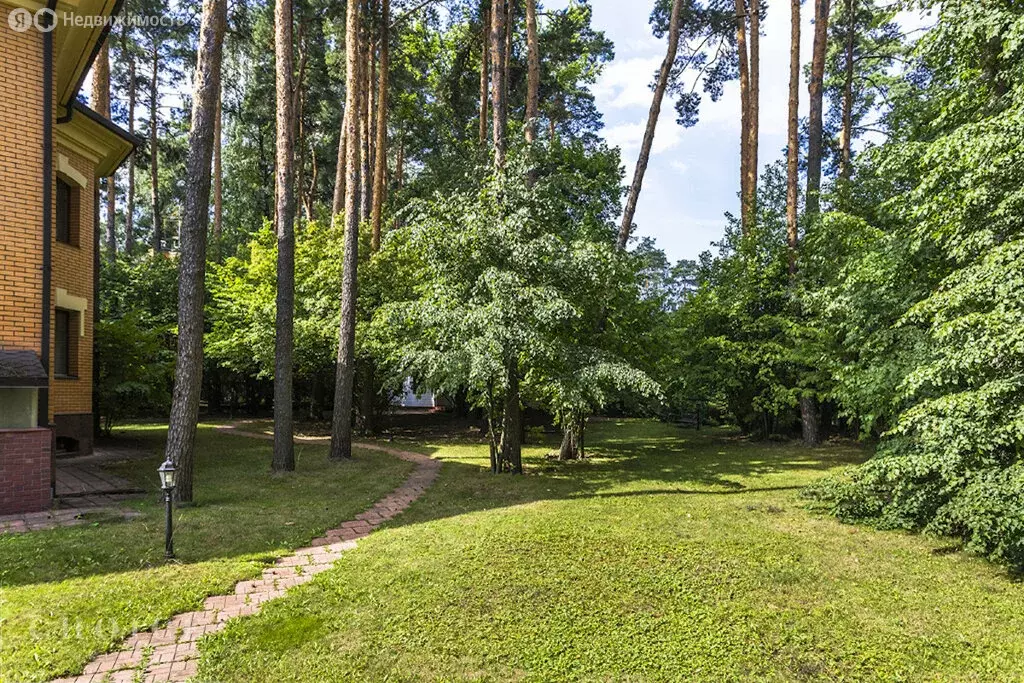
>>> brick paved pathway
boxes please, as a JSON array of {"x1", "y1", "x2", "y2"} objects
[
  {"x1": 51, "y1": 429, "x2": 440, "y2": 683},
  {"x1": 2, "y1": 448, "x2": 150, "y2": 534},
  {"x1": 57, "y1": 463, "x2": 143, "y2": 498}
]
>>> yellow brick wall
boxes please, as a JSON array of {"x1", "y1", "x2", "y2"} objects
[
  {"x1": 1, "y1": 4, "x2": 97, "y2": 421},
  {"x1": 50, "y1": 146, "x2": 95, "y2": 418},
  {"x1": 0, "y1": 5, "x2": 45, "y2": 355}
]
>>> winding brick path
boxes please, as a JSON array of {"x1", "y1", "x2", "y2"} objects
[{"x1": 51, "y1": 429, "x2": 440, "y2": 683}]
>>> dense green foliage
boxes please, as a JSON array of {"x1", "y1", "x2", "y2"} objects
[
  {"x1": 669, "y1": 1, "x2": 1024, "y2": 567},
  {"x1": 96, "y1": 256, "x2": 179, "y2": 430},
  {"x1": 374, "y1": 147, "x2": 660, "y2": 438}
]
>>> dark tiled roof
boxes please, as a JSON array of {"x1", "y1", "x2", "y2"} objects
[{"x1": 0, "y1": 350, "x2": 48, "y2": 388}]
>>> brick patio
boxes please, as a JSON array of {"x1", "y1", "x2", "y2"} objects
[{"x1": 49, "y1": 428, "x2": 440, "y2": 683}]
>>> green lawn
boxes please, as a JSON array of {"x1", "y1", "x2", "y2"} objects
[
  {"x1": 0, "y1": 425, "x2": 414, "y2": 683},
  {"x1": 194, "y1": 420, "x2": 1024, "y2": 682}
]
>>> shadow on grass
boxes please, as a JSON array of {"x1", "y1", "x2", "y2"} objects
[
  {"x1": 1, "y1": 420, "x2": 866, "y2": 590},
  {"x1": 353, "y1": 419, "x2": 869, "y2": 537},
  {"x1": 0, "y1": 425, "x2": 416, "y2": 589}
]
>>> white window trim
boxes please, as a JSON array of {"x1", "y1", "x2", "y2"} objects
[
  {"x1": 56, "y1": 288, "x2": 87, "y2": 336},
  {"x1": 57, "y1": 154, "x2": 88, "y2": 189}
]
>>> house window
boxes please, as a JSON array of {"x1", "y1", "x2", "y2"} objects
[
  {"x1": 56, "y1": 177, "x2": 78, "y2": 245},
  {"x1": 55, "y1": 309, "x2": 77, "y2": 377}
]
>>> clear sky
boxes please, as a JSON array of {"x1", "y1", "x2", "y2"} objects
[{"x1": 546, "y1": 1, "x2": 929, "y2": 264}]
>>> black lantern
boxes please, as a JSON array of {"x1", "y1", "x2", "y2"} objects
[
  {"x1": 158, "y1": 457, "x2": 177, "y2": 491},
  {"x1": 158, "y1": 457, "x2": 176, "y2": 559}
]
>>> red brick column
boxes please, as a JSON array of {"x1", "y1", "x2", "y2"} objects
[{"x1": 0, "y1": 428, "x2": 53, "y2": 514}]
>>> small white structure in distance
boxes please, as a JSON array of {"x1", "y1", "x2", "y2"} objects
[{"x1": 396, "y1": 377, "x2": 437, "y2": 409}]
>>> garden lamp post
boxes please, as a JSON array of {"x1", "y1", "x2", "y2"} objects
[{"x1": 158, "y1": 457, "x2": 177, "y2": 559}]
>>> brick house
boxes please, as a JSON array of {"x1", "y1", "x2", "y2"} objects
[{"x1": 1, "y1": 0, "x2": 137, "y2": 514}]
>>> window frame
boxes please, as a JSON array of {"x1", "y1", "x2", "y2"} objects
[
  {"x1": 55, "y1": 176, "x2": 79, "y2": 246},
  {"x1": 54, "y1": 308, "x2": 77, "y2": 378}
]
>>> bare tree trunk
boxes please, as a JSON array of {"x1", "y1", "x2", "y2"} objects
[
  {"x1": 164, "y1": 0, "x2": 228, "y2": 502},
  {"x1": 557, "y1": 414, "x2": 586, "y2": 460},
  {"x1": 524, "y1": 0, "x2": 539, "y2": 144},
  {"x1": 747, "y1": 0, "x2": 760, "y2": 227},
  {"x1": 149, "y1": 44, "x2": 162, "y2": 252},
  {"x1": 305, "y1": 139, "x2": 318, "y2": 220},
  {"x1": 617, "y1": 0, "x2": 682, "y2": 250},
  {"x1": 360, "y1": 1, "x2": 373, "y2": 223},
  {"x1": 500, "y1": 360, "x2": 522, "y2": 473},
  {"x1": 272, "y1": 0, "x2": 296, "y2": 472},
  {"x1": 801, "y1": 396, "x2": 821, "y2": 445},
  {"x1": 478, "y1": 1, "x2": 489, "y2": 147},
  {"x1": 504, "y1": 0, "x2": 513, "y2": 104},
  {"x1": 558, "y1": 426, "x2": 577, "y2": 461},
  {"x1": 332, "y1": 106, "x2": 347, "y2": 217},
  {"x1": 370, "y1": 0, "x2": 390, "y2": 252},
  {"x1": 735, "y1": 0, "x2": 751, "y2": 234},
  {"x1": 293, "y1": 22, "x2": 308, "y2": 226},
  {"x1": 806, "y1": 0, "x2": 831, "y2": 218},
  {"x1": 126, "y1": 55, "x2": 136, "y2": 255},
  {"x1": 330, "y1": 0, "x2": 362, "y2": 461},
  {"x1": 490, "y1": 0, "x2": 507, "y2": 168},
  {"x1": 396, "y1": 123, "x2": 405, "y2": 187},
  {"x1": 801, "y1": 0, "x2": 830, "y2": 446},
  {"x1": 92, "y1": 43, "x2": 117, "y2": 260},
  {"x1": 786, "y1": 0, "x2": 800, "y2": 276},
  {"x1": 212, "y1": 84, "x2": 223, "y2": 259},
  {"x1": 839, "y1": 0, "x2": 856, "y2": 181}
]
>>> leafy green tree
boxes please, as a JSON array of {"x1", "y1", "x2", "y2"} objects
[
  {"x1": 373, "y1": 146, "x2": 657, "y2": 470},
  {"x1": 804, "y1": 0, "x2": 1024, "y2": 567}
]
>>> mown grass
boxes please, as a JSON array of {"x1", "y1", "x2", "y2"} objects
[
  {"x1": 0, "y1": 425, "x2": 414, "y2": 683},
  {"x1": 197, "y1": 420, "x2": 1024, "y2": 682}
]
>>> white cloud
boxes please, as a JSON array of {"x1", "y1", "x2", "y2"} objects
[
  {"x1": 604, "y1": 108, "x2": 684, "y2": 161},
  {"x1": 593, "y1": 56, "x2": 660, "y2": 110}
]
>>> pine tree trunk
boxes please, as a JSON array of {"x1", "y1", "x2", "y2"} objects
[
  {"x1": 786, "y1": 0, "x2": 800, "y2": 275},
  {"x1": 164, "y1": 0, "x2": 228, "y2": 502},
  {"x1": 806, "y1": 0, "x2": 831, "y2": 217},
  {"x1": 735, "y1": 0, "x2": 751, "y2": 234},
  {"x1": 370, "y1": 0, "x2": 389, "y2": 252},
  {"x1": 149, "y1": 44, "x2": 162, "y2": 252},
  {"x1": 272, "y1": 0, "x2": 296, "y2": 472},
  {"x1": 747, "y1": 0, "x2": 760, "y2": 227},
  {"x1": 504, "y1": 0, "x2": 513, "y2": 105},
  {"x1": 332, "y1": 107, "x2": 347, "y2": 217},
  {"x1": 490, "y1": 0, "x2": 507, "y2": 168},
  {"x1": 524, "y1": 0, "x2": 539, "y2": 144},
  {"x1": 478, "y1": 1, "x2": 489, "y2": 147},
  {"x1": 293, "y1": 27, "x2": 308, "y2": 227},
  {"x1": 330, "y1": 0, "x2": 363, "y2": 461},
  {"x1": 126, "y1": 56, "x2": 136, "y2": 255},
  {"x1": 212, "y1": 84, "x2": 223, "y2": 259},
  {"x1": 92, "y1": 42, "x2": 117, "y2": 260},
  {"x1": 839, "y1": 0, "x2": 856, "y2": 181},
  {"x1": 360, "y1": 2, "x2": 373, "y2": 223},
  {"x1": 617, "y1": 0, "x2": 682, "y2": 250}
]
